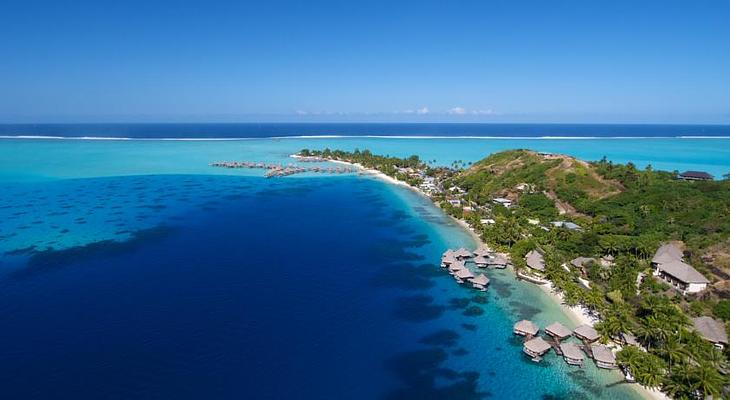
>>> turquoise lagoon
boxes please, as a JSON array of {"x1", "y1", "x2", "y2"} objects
[{"x1": 1, "y1": 136, "x2": 729, "y2": 399}]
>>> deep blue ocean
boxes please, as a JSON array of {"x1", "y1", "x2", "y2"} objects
[
  {"x1": 1, "y1": 122, "x2": 729, "y2": 139},
  {"x1": 4, "y1": 123, "x2": 727, "y2": 399}
]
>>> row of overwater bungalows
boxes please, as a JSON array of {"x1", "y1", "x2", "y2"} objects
[
  {"x1": 441, "y1": 247, "x2": 512, "y2": 291},
  {"x1": 513, "y1": 319, "x2": 616, "y2": 369}
]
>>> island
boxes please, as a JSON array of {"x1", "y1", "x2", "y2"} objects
[{"x1": 295, "y1": 147, "x2": 730, "y2": 400}]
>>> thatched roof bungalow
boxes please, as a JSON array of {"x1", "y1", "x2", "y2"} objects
[
  {"x1": 573, "y1": 324, "x2": 599, "y2": 343},
  {"x1": 525, "y1": 250, "x2": 545, "y2": 271},
  {"x1": 559, "y1": 342, "x2": 584, "y2": 366},
  {"x1": 514, "y1": 320, "x2": 539, "y2": 337},
  {"x1": 523, "y1": 337, "x2": 551, "y2": 359},
  {"x1": 545, "y1": 322, "x2": 572, "y2": 341},
  {"x1": 591, "y1": 344, "x2": 617, "y2": 369}
]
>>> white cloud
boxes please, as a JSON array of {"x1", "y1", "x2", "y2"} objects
[
  {"x1": 416, "y1": 107, "x2": 429, "y2": 115},
  {"x1": 471, "y1": 109, "x2": 497, "y2": 115},
  {"x1": 295, "y1": 110, "x2": 309, "y2": 115},
  {"x1": 448, "y1": 107, "x2": 467, "y2": 115}
]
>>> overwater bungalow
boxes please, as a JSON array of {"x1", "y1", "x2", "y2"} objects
[
  {"x1": 545, "y1": 322, "x2": 572, "y2": 341},
  {"x1": 473, "y1": 246, "x2": 491, "y2": 257},
  {"x1": 454, "y1": 268, "x2": 475, "y2": 283},
  {"x1": 443, "y1": 249, "x2": 455, "y2": 258},
  {"x1": 441, "y1": 254, "x2": 458, "y2": 268},
  {"x1": 487, "y1": 254, "x2": 509, "y2": 269},
  {"x1": 448, "y1": 261, "x2": 466, "y2": 274},
  {"x1": 559, "y1": 343, "x2": 585, "y2": 366},
  {"x1": 523, "y1": 337, "x2": 551, "y2": 361},
  {"x1": 525, "y1": 250, "x2": 545, "y2": 271},
  {"x1": 473, "y1": 255, "x2": 489, "y2": 267},
  {"x1": 469, "y1": 274, "x2": 490, "y2": 291},
  {"x1": 591, "y1": 344, "x2": 617, "y2": 369},
  {"x1": 514, "y1": 320, "x2": 539, "y2": 337},
  {"x1": 573, "y1": 324, "x2": 600, "y2": 343},
  {"x1": 454, "y1": 248, "x2": 473, "y2": 259}
]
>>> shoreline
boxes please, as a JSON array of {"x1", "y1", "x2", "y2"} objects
[{"x1": 305, "y1": 155, "x2": 667, "y2": 400}]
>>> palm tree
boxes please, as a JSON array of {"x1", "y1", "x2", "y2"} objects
[
  {"x1": 690, "y1": 362, "x2": 723, "y2": 399},
  {"x1": 705, "y1": 348, "x2": 729, "y2": 374},
  {"x1": 635, "y1": 355, "x2": 665, "y2": 389},
  {"x1": 660, "y1": 337, "x2": 684, "y2": 372}
]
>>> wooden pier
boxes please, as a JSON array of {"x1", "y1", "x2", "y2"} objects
[{"x1": 210, "y1": 161, "x2": 356, "y2": 178}]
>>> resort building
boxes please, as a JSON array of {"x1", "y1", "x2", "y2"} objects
[
  {"x1": 480, "y1": 218, "x2": 496, "y2": 225},
  {"x1": 692, "y1": 316, "x2": 728, "y2": 349},
  {"x1": 454, "y1": 268, "x2": 475, "y2": 283},
  {"x1": 545, "y1": 322, "x2": 572, "y2": 341},
  {"x1": 525, "y1": 250, "x2": 545, "y2": 272},
  {"x1": 454, "y1": 248, "x2": 473, "y2": 259},
  {"x1": 448, "y1": 261, "x2": 466, "y2": 273},
  {"x1": 678, "y1": 171, "x2": 713, "y2": 181},
  {"x1": 573, "y1": 324, "x2": 599, "y2": 343},
  {"x1": 651, "y1": 244, "x2": 709, "y2": 295},
  {"x1": 560, "y1": 343, "x2": 585, "y2": 366},
  {"x1": 441, "y1": 252, "x2": 457, "y2": 267},
  {"x1": 591, "y1": 344, "x2": 617, "y2": 369},
  {"x1": 620, "y1": 332, "x2": 639, "y2": 347},
  {"x1": 600, "y1": 255, "x2": 615, "y2": 267},
  {"x1": 473, "y1": 255, "x2": 489, "y2": 267},
  {"x1": 523, "y1": 337, "x2": 551, "y2": 361},
  {"x1": 473, "y1": 246, "x2": 491, "y2": 257},
  {"x1": 551, "y1": 221, "x2": 582, "y2": 231},
  {"x1": 447, "y1": 199, "x2": 462, "y2": 207},
  {"x1": 513, "y1": 320, "x2": 539, "y2": 337},
  {"x1": 570, "y1": 257, "x2": 596, "y2": 269},
  {"x1": 492, "y1": 197, "x2": 512, "y2": 208},
  {"x1": 487, "y1": 254, "x2": 509, "y2": 269},
  {"x1": 469, "y1": 274, "x2": 490, "y2": 291}
]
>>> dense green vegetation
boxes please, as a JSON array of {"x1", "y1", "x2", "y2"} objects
[{"x1": 301, "y1": 148, "x2": 730, "y2": 398}]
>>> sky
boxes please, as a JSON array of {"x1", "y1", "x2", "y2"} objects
[{"x1": 1, "y1": 0, "x2": 729, "y2": 123}]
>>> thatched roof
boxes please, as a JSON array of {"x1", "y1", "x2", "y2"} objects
[
  {"x1": 474, "y1": 255, "x2": 489, "y2": 265},
  {"x1": 560, "y1": 343, "x2": 584, "y2": 361},
  {"x1": 573, "y1": 324, "x2": 599, "y2": 341},
  {"x1": 441, "y1": 254, "x2": 457, "y2": 265},
  {"x1": 652, "y1": 243, "x2": 683, "y2": 264},
  {"x1": 514, "y1": 320, "x2": 539, "y2": 336},
  {"x1": 469, "y1": 274, "x2": 490, "y2": 286},
  {"x1": 545, "y1": 322, "x2": 572, "y2": 339},
  {"x1": 473, "y1": 246, "x2": 491, "y2": 257},
  {"x1": 449, "y1": 261, "x2": 466, "y2": 271},
  {"x1": 455, "y1": 269, "x2": 475, "y2": 279},
  {"x1": 620, "y1": 332, "x2": 638, "y2": 346},
  {"x1": 570, "y1": 257, "x2": 596, "y2": 268},
  {"x1": 656, "y1": 260, "x2": 709, "y2": 284},
  {"x1": 455, "y1": 248, "x2": 473, "y2": 258},
  {"x1": 692, "y1": 316, "x2": 728, "y2": 345},
  {"x1": 525, "y1": 250, "x2": 545, "y2": 271},
  {"x1": 524, "y1": 337, "x2": 551, "y2": 354},
  {"x1": 679, "y1": 171, "x2": 713, "y2": 180},
  {"x1": 488, "y1": 254, "x2": 508, "y2": 265},
  {"x1": 591, "y1": 344, "x2": 616, "y2": 364}
]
